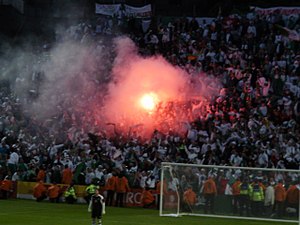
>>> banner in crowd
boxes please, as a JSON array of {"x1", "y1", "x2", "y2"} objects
[
  {"x1": 123, "y1": 4, "x2": 152, "y2": 18},
  {"x1": 251, "y1": 6, "x2": 300, "y2": 16},
  {"x1": 95, "y1": 4, "x2": 121, "y2": 16},
  {"x1": 277, "y1": 25, "x2": 300, "y2": 42},
  {"x1": 95, "y1": 3, "x2": 152, "y2": 18}
]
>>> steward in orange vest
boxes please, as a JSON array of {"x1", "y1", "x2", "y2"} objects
[
  {"x1": 274, "y1": 180, "x2": 286, "y2": 218},
  {"x1": 231, "y1": 178, "x2": 241, "y2": 214},
  {"x1": 48, "y1": 182, "x2": 61, "y2": 203},
  {"x1": 33, "y1": 180, "x2": 47, "y2": 202},
  {"x1": 141, "y1": 187, "x2": 155, "y2": 208},
  {"x1": 36, "y1": 166, "x2": 46, "y2": 182},
  {"x1": 62, "y1": 165, "x2": 73, "y2": 185},
  {"x1": 202, "y1": 176, "x2": 217, "y2": 214},
  {"x1": 0, "y1": 176, "x2": 13, "y2": 199},
  {"x1": 183, "y1": 186, "x2": 197, "y2": 212},
  {"x1": 115, "y1": 173, "x2": 130, "y2": 207},
  {"x1": 105, "y1": 172, "x2": 117, "y2": 206},
  {"x1": 286, "y1": 181, "x2": 299, "y2": 216}
]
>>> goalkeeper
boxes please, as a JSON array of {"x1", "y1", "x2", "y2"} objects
[{"x1": 88, "y1": 189, "x2": 106, "y2": 225}]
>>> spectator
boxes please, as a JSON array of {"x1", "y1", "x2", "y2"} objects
[
  {"x1": 7, "y1": 147, "x2": 19, "y2": 174},
  {"x1": 264, "y1": 181, "x2": 275, "y2": 216}
]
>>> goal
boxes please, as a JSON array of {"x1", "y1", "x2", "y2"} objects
[{"x1": 159, "y1": 162, "x2": 300, "y2": 224}]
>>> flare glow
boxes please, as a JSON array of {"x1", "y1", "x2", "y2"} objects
[{"x1": 139, "y1": 92, "x2": 158, "y2": 111}]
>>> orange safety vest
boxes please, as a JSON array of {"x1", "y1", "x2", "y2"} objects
[
  {"x1": 36, "y1": 170, "x2": 46, "y2": 182},
  {"x1": 33, "y1": 182, "x2": 47, "y2": 198},
  {"x1": 156, "y1": 180, "x2": 167, "y2": 195},
  {"x1": 232, "y1": 180, "x2": 241, "y2": 195},
  {"x1": 183, "y1": 188, "x2": 197, "y2": 205},
  {"x1": 115, "y1": 176, "x2": 129, "y2": 193},
  {"x1": 48, "y1": 185, "x2": 60, "y2": 198},
  {"x1": 142, "y1": 189, "x2": 155, "y2": 205},
  {"x1": 105, "y1": 176, "x2": 117, "y2": 191},
  {"x1": 203, "y1": 178, "x2": 217, "y2": 195},
  {"x1": 274, "y1": 183, "x2": 286, "y2": 202},
  {"x1": 62, "y1": 168, "x2": 73, "y2": 185},
  {"x1": 286, "y1": 185, "x2": 299, "y2": 204},
  {"x1": 1, "y1": 180, "x2": 12, "y2": 191}
]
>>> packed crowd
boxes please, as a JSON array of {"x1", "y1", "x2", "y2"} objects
[{"x1": 0, "y1": 8, "x2": 299, "y2": 211}]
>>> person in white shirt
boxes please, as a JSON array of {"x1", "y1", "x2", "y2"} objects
[
  {"x1": 247, "y1": 21, "x2": 256, "y2": 37},
  {"x1": 230, "y1": 150, "x2": 243, "y2": 166},
  {"x1": 257, "y1": 150, "x2": 269, "y2": 168},
  {"x1": 139, "y1": 171, "x2": 148, "y2": 189},
  {"x1": 85, "y1": 168, "x2": 96, "y2": 185},
  {"x1": 12, "y1": 170, "x2": 20, "y2": 181},
  {"x1": 145, "y1": 174, "x2": 156, "y2": 189},
  {"x1": 7, "y1": 149, "x2": 19, "y2": 174},
  {"x1": 95, "y1": 166, "x2": 104, "y2": 181},
  {"x1": 264, "y1": 181, "x2": 275, "y2": 216},
  {"x1": 168, "y1": 176, "x2": 179, "y2": 192}
]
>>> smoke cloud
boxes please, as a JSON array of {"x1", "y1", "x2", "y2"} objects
[{"x1": 0, "y1": 34, "x2": 222, "y2": 140}]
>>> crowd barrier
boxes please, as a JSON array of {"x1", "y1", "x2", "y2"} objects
[{"x1": 6, "y1": 181, "x2": 159, "y2": 207}]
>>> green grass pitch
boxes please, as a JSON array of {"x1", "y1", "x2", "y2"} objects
[{"x1": 0, "y1": 199, "x2": 296, "y2": 225}]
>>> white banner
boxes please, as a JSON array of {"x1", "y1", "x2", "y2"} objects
[
  {"x1": 95, "y1": 3, "x2": 121, "y2": 16},
  {"x1": 124, "y1": 4, "x2": 152, "y2": 18},
  {"x1": 251, "y1": 6, "x2": 300, "y2": 16},
  {"x1": 95, "y1": 3, "x2": 151, "y2": 18}
]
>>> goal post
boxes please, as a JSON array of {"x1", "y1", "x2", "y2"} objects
[{"x1": 160, "y1": 162, "x2": 300, "y2": 224}]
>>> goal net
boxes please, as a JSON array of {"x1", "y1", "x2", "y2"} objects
[{"x1": 160, "y1": 162, "x2": 300, "y2": 224}]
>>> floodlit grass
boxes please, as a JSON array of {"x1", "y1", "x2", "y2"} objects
[{"x1": 0, "y1": 199, "x2": 296, "y2": 225}]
